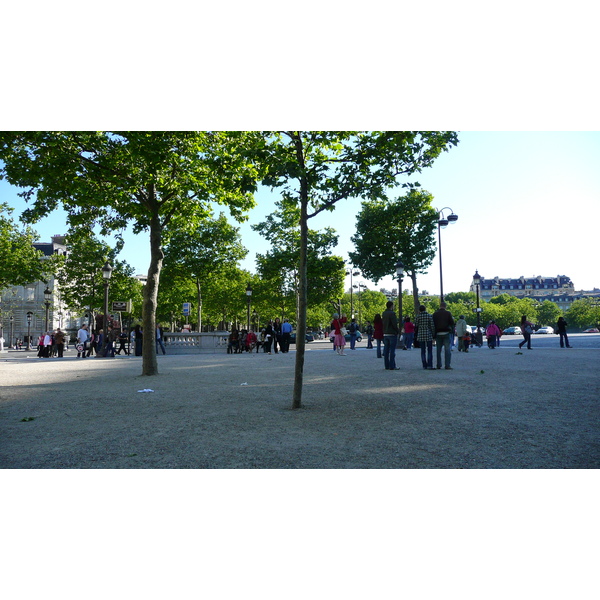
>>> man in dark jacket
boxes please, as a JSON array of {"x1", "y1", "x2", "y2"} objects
[
  {"x1": 382, "y1": 301, "x2": 400, "y2": 370},
  {"x1": 432, "y1": 302, "x2": 455, "y2": 370}
]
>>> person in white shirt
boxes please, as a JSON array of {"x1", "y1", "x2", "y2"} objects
[{"x1": 77, "y1": 324, "x2": 89, "y2": 358}]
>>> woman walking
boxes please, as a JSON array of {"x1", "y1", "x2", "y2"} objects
[
  {"x1": 331, "y1": 313, "x2": 348, "y2": 356},
  {"x1": 518, "y1": 316, "x2": 534, "y2": 350},
  {"x1": 486, "y1": 320, "x2": 501, "y2": 349}
]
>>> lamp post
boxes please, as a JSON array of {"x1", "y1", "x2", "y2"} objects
[
  {"x1": 473, "y1": 269, "x2": 483, "y2": 346},
  {"x1": 9, "y1": 315, "x2": 14, "y2": 349},
  {"x1": 245, "y1": 284, "x2": 253, "y2": 331},
  {"x1": 395, "y1": 258, "x2": 405, "y2": 349},
  {"x1": 346, "y1": 268, "x2": 360, "y2": 318},
  {"x1": 44, "y1": 287, "x2": 52, "y2": 333},
  {"x1": 101, "y1": 261, "x2": 113, "y2": 354},
  {"x1": 436, "y1": 207, "x2": 458, "y2": 302},
  {"x1": 26, "y1": 311, "x2": 33, "y2": 349}
]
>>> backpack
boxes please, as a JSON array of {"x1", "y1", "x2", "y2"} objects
[{"x1": 349, "y1": 322, "x2": 356, "y2": 333}]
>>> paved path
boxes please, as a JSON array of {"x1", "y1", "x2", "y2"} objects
[{"x1": 1, "y1": 341, "x2": 599, "y2": 468}]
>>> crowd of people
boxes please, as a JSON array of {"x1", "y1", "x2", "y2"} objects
[
  {"x1": 227, "y1": 318, "x2": 293, "y2": 354},
  {"x1": 16, "y1": 312, "x2": 574, "y2": 361}
]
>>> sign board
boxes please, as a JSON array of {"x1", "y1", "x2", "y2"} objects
[
  {"x1": 183, "y1": 302, "x2": 191, "y2": 316},
  {"x1": 112, "y1": 301, "x2": 131, "y2": 312}
]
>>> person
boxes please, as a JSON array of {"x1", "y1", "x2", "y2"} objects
[
  {"x1": 96, "y1": 329, "x2": 105, "y2": 356},
  {"x1": 331, "y1": 312, "x2": 348, "y2": 356},
  {"x1": 403, "y1": 317, "x2": 415, "y2": 350},
  {"x1": 43, "y1": 331, "x2": 52, "y2": 357},
  {"x1": 116, "y1": 330, "x2": 130, "y2": 355},
  {"x1": 373, "y1": 314, "x2": 384, "y2": 358},
  {"x1": 263, "y1": 322, "x2": 274, "y2": 354},
  {"x1": 227, "y1": 329, "x2": 239, "y2": 354},
  {"x1": 133, "y1": 324, "x2": 143, "y2": 356},
  {"x1": 348, "y1": 318, "x2": 358, "y2": 350},
  {"x1": 77, "y1": 324, "x2": 89, "y2": 358},
  {"x1": 280, "y1": 318, "x2": 293, "y2": 353},
  {"x1": 36, "y1": 333, "x2": 45, "y2": 358},
  {"x1": 556, "y1": 317, "x2": 572, "y2": 348},
  {"x1": 415, "y1": 305, "x2": 436, "y2": 369},
  {"x1": 86, "y1": 329, "x2": 96, "y2": 357},
  {"x1": 273, "y1": 317, "x2": 281, "y2": 354},
  {"x1": 365, "y1": 321, "x2": 374, "y2": 349},
  {"x1": 382, "y1": 301, "x2": 399, "y2": 370},
  {"x1": 455, "y1": 315, "x2": 469, "y2": 352},
  {"x1": 156, "y1": 326, "x2": 166, "y2": 355},
  {"x1": 272, "y1": 317, "x2": 282, "y2": 354},
  {"x1": 54, "y1": 328, "x2": 65, "y2": 358},
  {"x1": 246, "y1": 328, "x2": 257, "y2": 352},
  {"x1": 432, "y1": 301, "x2": 455, "y2": 370},
  {"x1": 518, "y1": 316, "x2": 534, "y2": 350},
  {"x1": 486, "y1": 320, "x2": 501, "y2": 349}
]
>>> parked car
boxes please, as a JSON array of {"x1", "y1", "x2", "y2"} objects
[
  {"x1": 503, "y1": 326, "x2": 522, "y2": 335},
  {"x1": 534, "y1": 326, "x2": 554, "y2": 334},
  {"x1": 289, "y1": 332, "x2": 314, "y2": 344},
  {"x1": 583, "y1": 328, "x2": 600, "y2": 333},
  {"x1": 329, "y1": 331, "x2": 363, "y2": 343}
]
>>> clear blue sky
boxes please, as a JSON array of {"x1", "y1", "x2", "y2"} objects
[{"x1": 2, "y1": 132, "x2": 599, "y2": 295}]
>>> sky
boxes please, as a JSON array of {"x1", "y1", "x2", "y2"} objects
[{"x1": 2, "y1": 131, "x2": 599, "y2": 296}]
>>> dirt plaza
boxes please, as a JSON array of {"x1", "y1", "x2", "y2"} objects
[{"x1": 1, "y1": 340, "x2": 599, "y2": 469}]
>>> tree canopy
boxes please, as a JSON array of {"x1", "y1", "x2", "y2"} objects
[{"x1": 0, "y1": 131, "x2": 260, "y2": 375}]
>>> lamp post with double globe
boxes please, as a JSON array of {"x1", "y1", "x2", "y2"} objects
[
  {"x1": 473, "y1": 269, "x2": 483, "y2": 346},
  {"x1": 101, "y1": 261, "x2": 113, "y2": 354},
  {"x1": 436, "y1": 207, "x2": 458, "y2": 302}
]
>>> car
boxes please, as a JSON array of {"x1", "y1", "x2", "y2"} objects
[
  {"x1": 329, "y1": 331, "x2": 363, "y2": 343},
  {"x1": 534, "y1": 326, "x2": 554, "y2": 334},
  {"x1": 583, "y1": 328, "x2": 600, "y2": 333},
  {"x1": 503, "y1": 326, "x2": 522, "y2": 335},
  {"x1": 289, "y1": 332, "x2": 314, "y2": 344}
]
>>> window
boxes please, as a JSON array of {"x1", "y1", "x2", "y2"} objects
[{"x1": 25, "y1": 286, "x2": 35, "y2": 302}]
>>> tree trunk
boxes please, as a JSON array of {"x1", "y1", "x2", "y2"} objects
[
  {"x1": 292, "y1": 196, "x2": 309, "y2": 410},
  {"x1": 142, "y1": 186, "x2": 163, "y2": 376},
  {"x1": 196, "y1": 279, "x2": 202, "y2": 332},
  {"x1": 409, "y1": 271, "x2": 420, "y2": 315}
]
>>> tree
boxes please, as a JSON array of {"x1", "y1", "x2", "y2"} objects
[
  {"x1": 349, "y1": 189, "x2": 439, "y2": 316},
  {"x1": 0, "y1": 132, "x2": 259, "y2": 375},
  {"x1": 56, "y1": 227, "x2": 141, "y2": 322},
  {"x1": 535, "y1": 300, "x2": 563, "y2": 328},
  {"x1": 0, "y1": 203, "x2": 49, "y2": 291},
  {"x1": 566, "y1": 298, "x2": 600, "y2": 330},
  {"x1": 252, "y1": 200, "x2": 345, "y2": 318},
  {"x1": 161, "y1": 213, "x2": 248, "y2": 330},
  {"x1": 258, "y1": 131, "x2": 458, "y2": 409}
]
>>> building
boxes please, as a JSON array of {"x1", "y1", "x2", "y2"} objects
[
  {"x1": 470, "y1": 274, "x2": 600, "y2": 310},
  {"x1": 0, "y1": 235, "x2": 78, "y2": 347}
]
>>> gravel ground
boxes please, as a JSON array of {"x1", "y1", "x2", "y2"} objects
[{"x1": 1, "y1": 341, "x2": 599, "y2": 468}]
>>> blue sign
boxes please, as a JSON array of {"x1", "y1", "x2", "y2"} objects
[{"x1": 183, "y1": 302, "x2": 191, "y2": 316}]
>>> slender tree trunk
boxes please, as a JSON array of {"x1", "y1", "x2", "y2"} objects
[
  {"x1": 196, "y1": 279, "x2": 202, "y2": 332},
  {"x1": 291, "y1": 133, "x2": 308, "y2": 410},
  {"x1": 142, "y1": 185, "x2": 163, "y2": 376},
  {"x1": 409, "y1": 271, "x2": 420, "y2": 315}
]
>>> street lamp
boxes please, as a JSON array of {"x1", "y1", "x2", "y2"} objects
[
  {"x1": 473, "y1": 269, "x2": 483, "y2": 346},
  {"x1": 101, "y1": 261, "x2": 113, "y2": 354},
  {"x1": 346, "y1": 267, "x2": 360, "y2": 318},
  {"x1": 395, "y1": 258, "x2": 405, "y2": 349},
  {"x1": 245, "y1": 284, "x2": 253, "y2": 331},
  {"x1": 9, "y1": 315, "x2": 14, "y2": 349},
  {"x1": 44, "y1": 287, "x2": 52, "y2": 333},
  {"x1": 26, "y1": 311, "x2": 33, "y2": 349},
  {"x1": 436, "y1": 207, "x2": 458, "y2": 302}
]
